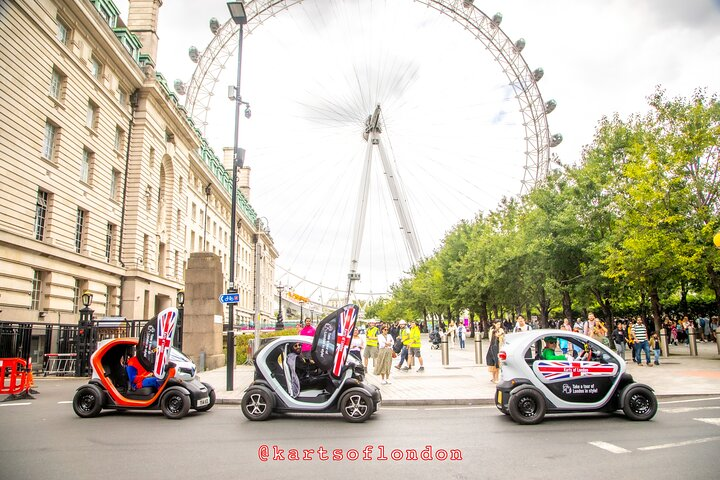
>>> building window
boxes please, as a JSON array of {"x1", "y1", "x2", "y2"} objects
[
  {"x1": 86, "y1": 101, "x2": 99, "y2": 130},
  {"x1": 105, "y1": 223, "x2": 114, "y2": 262},
  {"x1": 42, "y1": 121, "x2": 59, "y2": 161},
  {"x1": 81, "y1": 148, "x2": 94, "y2": 184},
  {"x1": 31, "y1": 270, "x2": 43, "y2": 310},
  {"x1": 56, "y1": 17, "x2": 70, "y2": 45},
  {"x1": 34, "y1": 189, "x2": 49, "y2": 240},
  {"x1": 117, "y1": 87, "x2": 127, "y2": 106},
  {"x1": 90, "y1": 55, "x2": 102, "y2": 80},
  {"x1": 75, "y1": 208, "x2": 86, "y2": 253},
  {"x1": 72, "y1": 279, "x2": 81, "y2": 314},
  {"x1": 49, "y1": 68, "x2": 65, "y2": 101},
  {"x1": 143, "y1": 234, "x2": 149, "y2": 269},
  {"x1": 110, "y1": 168, "x2": 121, "y2": 201},
  {"x1": 114, "y1": 126, "x2": 125, "y2": 151}
]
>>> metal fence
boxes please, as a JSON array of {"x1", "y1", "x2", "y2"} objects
[{"x1": 0, "y1": 319, "x2": 146, "y2": 375}]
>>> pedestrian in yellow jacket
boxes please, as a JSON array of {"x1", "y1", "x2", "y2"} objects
[{"x1": 408, "y1": 320, "x2": 424, "y2": 372}]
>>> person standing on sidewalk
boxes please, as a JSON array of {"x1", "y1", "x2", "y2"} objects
[
  {"x1": 375, "y1": 325, "x2": 394, "y2": 384},
  {"x1": 650, "y1": 332, "x2": 661, "y2": 365},
  {"x1": 299, "y1": 317, "x2": 315, "y2": 360},
  {"x1": 408, "y1": 320, "x2": 425, "y2": 372},
  {"x1": 457, "y1": 322, "x2": 467, "y2": 349},
  {"x1": 513, "y1": 315, "x2": 531, "y2": 333},
  {"x1": 395, "y1": 320, "x2": 411, "y2": 371},
  {"x1": 632, "y1": 317, "x2": 653, "y2": 366},
  {"x1": 486, "y1": 320, "x2": 505, "y2": 383},
  {"x1": 363, "y1": 321, "x2": 379, "y2": 370},
  {"x1": 349, "y1": 328, "x2": 365, "y2": 361},
  {"x1": 612, "y1": 321, "x2": 627, "y2": 361}
]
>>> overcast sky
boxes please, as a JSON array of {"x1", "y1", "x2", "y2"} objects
[{"x1": 115, "y1": 0, "x2": 720, "y2": 304}]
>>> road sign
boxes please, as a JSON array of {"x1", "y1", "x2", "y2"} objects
[{"x1": 219, "y1": 293, "x2": 240, "y2": 304}]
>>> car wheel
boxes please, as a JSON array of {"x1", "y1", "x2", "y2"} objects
[
  {"x1": 621, "y1": 384, "x2": 657, "y2": 421},
  {"x1": 160, "y1": 389, "x2": 190, "y2": 419},
  {"x1": 241, "y1": 389, "x2": 273, "y2": 421},
  {"x1": 72, "y1": 384, "x2": 103, "y2": 418},
  {"x1": 195, "y1": 383, "x2": 216, "y2": 412},
  {"x1": 340, "y1": 391, "x2": 374, "y2": 423},
  {"x1": 508, "y1": 387, "x2": 547, "y2": 425}
]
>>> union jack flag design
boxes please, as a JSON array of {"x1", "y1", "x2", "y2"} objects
[
  {"x1": 332, "y1": 305, "x2": 358, "y2": 377},
  {"x1": 533, "y1": 360, "x2": 618, "y2": 383},
  {"x1": 153, "y1": 307, "x2": 178, "y2": 378}
]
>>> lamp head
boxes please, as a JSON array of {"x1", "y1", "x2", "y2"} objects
[
  {"x1": 81, "y1": 291, "x2": 93, "y2": 308},
  {"x1": 227, "y1": 2, "x2": 247, "y2": 25}
]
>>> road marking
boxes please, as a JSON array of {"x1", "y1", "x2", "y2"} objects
[
  {"x1": 588, "y1": 441, "x2": 630, "y2": 454},
  {"x1": 424, "y1": 406, "x2": 496, "y2": 411},
  {"x1": 659, "y1": 397, "x2": 720, "y2": 405},
  {"x1": 638, "y1": 436, "x2": 720, "y2": 451},
  {"x1": 0, "y1": 402, "x2": 32, "y2": 407},
  {"x1": 694, "y1": 418, "x2": 720, "y2": 427},
  {"x1": 57, "y1": 401, "x2": 72, "y2": 404},
  {"x1": 662, "y1": 406, "x2": 720, "y2": 414}
]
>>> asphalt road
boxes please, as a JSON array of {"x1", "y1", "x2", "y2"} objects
[{"x1": 1, "y1": 378, "x2": 719, "y2": 480}]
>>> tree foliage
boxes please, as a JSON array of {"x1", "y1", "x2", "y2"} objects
[{"x1": 367, "y1": 88, "x2": 720, "y2": 325}]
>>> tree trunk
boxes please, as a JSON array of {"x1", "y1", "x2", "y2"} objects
[
  {"x1": 590, "y1": 287, "x2": 614, "y2": 327},
  {"x1": 561, "y1": 289, "x2": 573, "y2": 322},
  {"x1": 680, "y1": 279, "x2": 688, "y2": 315},
  {"x1": 492, "y1": 304, "x2": 499, "y2": 320},
  {"x1": 649, "y1": 285, "x2": 663, "y2": 334},
  {"x1": 537, "y1": 286, "x2": 550, "y2": 328},
  {"x1": 707, "y1": 264, "x2": 720, "y2": 313}
]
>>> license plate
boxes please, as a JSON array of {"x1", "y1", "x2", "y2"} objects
[{"x1": 197, "y1": 397, "x2": 210, "y2": 407}]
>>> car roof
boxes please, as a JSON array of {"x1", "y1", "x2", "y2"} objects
[{"x1": 503, "y1": 329, "x2": 595, "y2": 351}]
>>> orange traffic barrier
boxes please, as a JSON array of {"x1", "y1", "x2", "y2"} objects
[{"x1": 1, "y1": 358, "x2": 29, "y2": 396}]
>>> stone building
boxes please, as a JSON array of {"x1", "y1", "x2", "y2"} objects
[{"x1": 0, "y1": 0, "x2": 277, "y2": 340}]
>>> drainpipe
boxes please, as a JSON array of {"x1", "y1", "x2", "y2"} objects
[{"x1": 118, "y1": 89, "x2": 139, "y2": 267}]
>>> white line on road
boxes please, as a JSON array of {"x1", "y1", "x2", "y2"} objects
[
  {"x1": 588, "y1": 441, "x2": 631, "y2": 454},
  {"x1": 638, "y1": 436, "x2": 720, "y2": 451},
  {"x1": 662, "y1": 406, "x2": 720, "y2": 414},
  {"x1": 694, "y1": 418, "x2": 720, "y2": 427},
  {"x1": 0, "y1": 402, "x2": 31, "y2": 407},
  {"x1": 659, "y1": 397, "x2": 720, "y2": 405},
  {"x1": 57, "y1": 401, "x2": 72, "y2": 404},
  {"x1": 424, "y1": 406, "x2": 496, "y2": 411}
]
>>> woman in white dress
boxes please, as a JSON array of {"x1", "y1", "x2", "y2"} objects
[{"x1": 374, "y1": 325, "x2": 394, "y2": 384}]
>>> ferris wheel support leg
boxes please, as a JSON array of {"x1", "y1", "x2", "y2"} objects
[
  {"x1": 345, "y1": 137, "x2": 375, "y2": 303},
  {"x1": 375, "y1": 137, "x2": 422, "y2": 266}
]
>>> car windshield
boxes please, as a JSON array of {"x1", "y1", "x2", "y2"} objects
[{"x1": 170, "y1": 349, "x2": 191, "y2": 363}]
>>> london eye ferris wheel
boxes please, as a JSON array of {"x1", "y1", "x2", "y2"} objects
[{"x1": 176, "y1": 0, "x2": 561, "y2": 308}]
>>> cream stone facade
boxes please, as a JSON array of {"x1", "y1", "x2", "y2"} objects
[{"x1": 0, "y1": 0, "x2": 277, "y2": 328}]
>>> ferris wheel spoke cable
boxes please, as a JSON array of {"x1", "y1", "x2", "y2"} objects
[{"x1": 281, "y1": 152, "x2": 356, "y2": 270}]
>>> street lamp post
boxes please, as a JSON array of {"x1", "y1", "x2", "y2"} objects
[
  {"x1": 75, "y1": 291, "x2": 94, "y2": 377},
  {"x1": 226, "y1": 0, "x2": 248, "y2": 391},
  {"x1": 276, "y1": 284, "x2": 285, "y2": 330}
]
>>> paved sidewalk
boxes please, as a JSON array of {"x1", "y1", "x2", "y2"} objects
[{"x1": 199, "y1": 335, "x2": 720, "y2": 406}]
